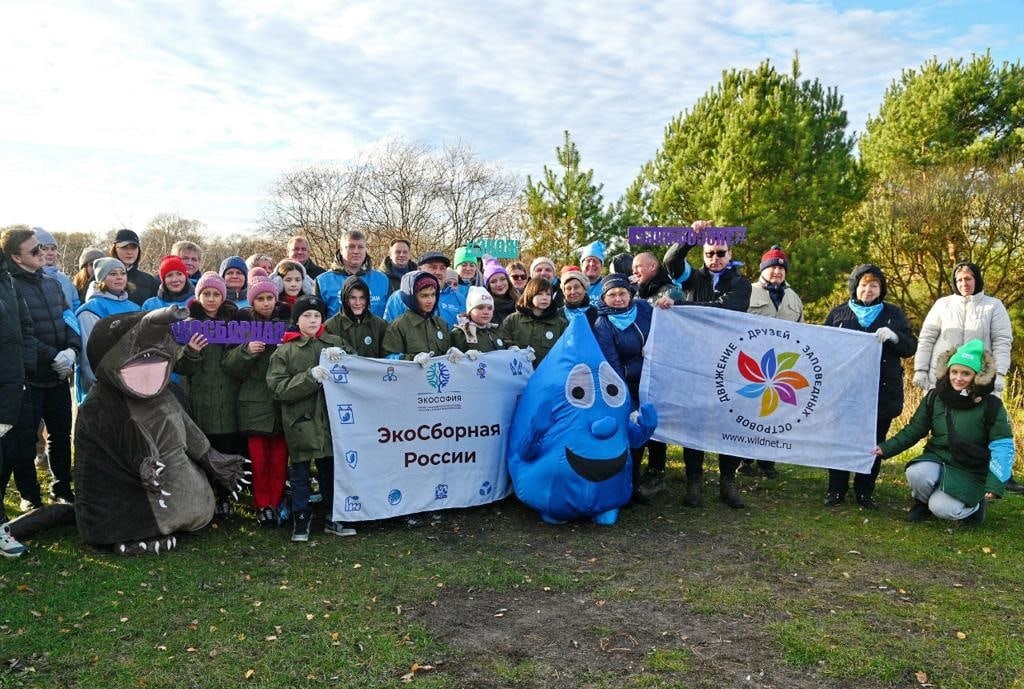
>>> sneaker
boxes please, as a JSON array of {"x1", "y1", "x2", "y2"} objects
[
  {"x1": 325, "y1": 520, "x2": 357, "y2": 537},
  {"x1": 19, "y1": 498, "x2": 43, "y2": 513},
  {"x1": 823, "y1": 492, "x2": 844, "y2": 507},
  {"x1": 1, "y1": 523, "x2": 28, "y2": 558},
  {"x1": 906, "y1": 501, "x2": 931, "y2": 522},
  {"x1": 34, "y1": 454, "x2": 48, "y2": 471},
  {"x1": 51, "y1": 491, "x2": 75, "y2": 505},
  {"x1": 404, "y1": 514, "x2": 424, "y2": 528},
  {"x1": 856, "y1": 494, "x2": 879, "y2": 510},
  {"x1": 291, "y1": 512, "x2": 311, "y2": 542},
  {"x1": 214, "y1": 499, "x2": 232, "y2": 519},
  {"x1": 637, "y1": 470, "x2": 666, "y2": 498},
  {"x1": 258, "y1": 507, "x2": 278, "y2": 528},
  {"x1": 428, "y1": 511, "x2": 444, "y2": 525}
]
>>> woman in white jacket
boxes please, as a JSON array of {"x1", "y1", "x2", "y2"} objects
[{"x1": 914, "y1": 262, "x2": 1012, "y2": 395}]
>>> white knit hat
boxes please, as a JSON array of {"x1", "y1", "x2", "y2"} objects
[{"x1": 466, "y1": 285, "x2": 494, "y2": 312}]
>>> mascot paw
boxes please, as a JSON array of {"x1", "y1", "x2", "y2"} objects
[
  {"x1": 139, "y1": 457, "x2": 166, "y2": 493},
  {"x1": 201, "y1": 450, "x2": 251, "y2": 495},
  {"x1": 115, "y1": 535, "x2": 177, "y2": 556},
  {"x1": 540, "y1": 513, "x2": 567, "y2": 525},
  {"x1": 592, "y1": 509, "x2": 620, "y2": 526}
]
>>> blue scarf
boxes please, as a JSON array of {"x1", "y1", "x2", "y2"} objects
[
  {"x1": 848, "y1": 300, "x2": 883, "y2": 329},
  {"x1": 607, "y1": 303, "x2": 638, "y2": 330}
]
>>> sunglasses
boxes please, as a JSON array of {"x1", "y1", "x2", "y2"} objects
[
  {"x1": 704, "y1": 250, "x2": 728, "y2": 258},
  {"x1": 510, "y1": 273, "x2": 528, "y2": 281},
  {"x1": 24, "y1": 244, "x2": 42, "y2": 257}
]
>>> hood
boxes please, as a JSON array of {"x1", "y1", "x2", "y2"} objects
[
  {"x1": 341, "y1": 275, "x2": 371, "y2": 320},
  {"x1": 951, "y1": 261, "x2": 984, "y2": 296},
  {"x1": 400, "y1": 270, "x2": 440, "y2": 317},
  {"x1": 934, "y1": 344, "x2": 996, "y2": 400},
  {"x1": 847, "y1": 263, "x2": 887, "y2": 303},
  {"x1": 90, "y1": 306, "x2": 187, "y2": 399}
]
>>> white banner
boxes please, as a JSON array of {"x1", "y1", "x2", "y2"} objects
[
  {"x1": 322, "y1": 350, "x2": 533, "y2": 521},
  {"x1": 640, "y1": 308, "x2": 880, "y2": 472}
]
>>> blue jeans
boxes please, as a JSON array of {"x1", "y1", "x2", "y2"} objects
[{"x1": 290, "y1": 457, "x2": 333, "y2": 516}]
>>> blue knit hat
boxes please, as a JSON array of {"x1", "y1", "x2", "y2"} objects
[
  {"x1": 580, "y1": 241, "x2": 606, "y2": 264},
  {"x1": 600, "y1": 273, "x2": 633, "y2": 297},
  {"x1": 219, "y1": 255, "x2": 248, "y2": 278}
]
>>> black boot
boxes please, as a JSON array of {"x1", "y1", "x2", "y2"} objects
[
  {"x1": 683, "y1": 480, "x2": 703, "y2": 508},
  {"x1": 961, "y1": 499, "x2": 987, "y2": 528},
  {"x1": 906, "y1": 500, "x2": 931, "y2": 522},
  {"x1": 719, "y1": 479, "x2": 745, "y2": 509}
]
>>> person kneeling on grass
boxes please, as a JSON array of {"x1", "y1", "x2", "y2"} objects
[
  {"x1": 266, "y1": 295, "x2": 357, "y2": 542},
  {"x1": 873, "y1": 339, "x2": 1015, "y2": 526}
]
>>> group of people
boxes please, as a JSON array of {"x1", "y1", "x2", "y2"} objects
[{"x1": 0, "y1": 222, "x2": 1017, "y2": 556}]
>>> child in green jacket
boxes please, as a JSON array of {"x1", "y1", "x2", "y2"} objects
[
  {"x1": 266, "y1": 295, "x2": 356, "y2": 542},
  {"x1": 325, "y1": 275, "x2": 387, "y2": 358},
  {"x1": 497, "y1": 277, "x2": 568, "y2": 366},
  {"x1": 451, "y1": 286, "x2": 504, "y2": 354},
  {"x1": 383, "y1": 271, "x2": 453, "y2": 362}
]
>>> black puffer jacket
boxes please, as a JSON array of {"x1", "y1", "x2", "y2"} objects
[
  {"x1": 9, "y1": 261, "x2": 81, "y2": 387},
  {"x1": 0, "y1": 256, "x2": 34, "y2": 424},
  {"x1": 663, "y1": 243, "x2": 751, "y2": 312},
  {"x1": 126, "y1": 264, "x2": 159, "y2": 306},
  {"x1": 823, "y1": 264, "x2": 917, "y2": 420}
]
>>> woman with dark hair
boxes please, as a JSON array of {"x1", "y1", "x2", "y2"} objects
[
  {"x1": 109, "y1": 229, "x2": 158, "y2": 305},
  {"x1": 822, "y1": 264, "x2": 917, "y2": 509},
  {"x1": 498, "y1": 277, "x2": 568, "y2": 366},
  {"x1": 482, "y1": 258, "x2": 517, "y2": 325}
]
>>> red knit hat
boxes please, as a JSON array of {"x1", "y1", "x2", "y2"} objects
[
  {"x1": 158, "y1": 255, "x2": 189, "y2": 282},
  {"x1": 759, "y1": 245, "x2": 788, "y2": 271}
]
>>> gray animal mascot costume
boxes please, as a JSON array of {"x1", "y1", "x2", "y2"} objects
[{"x1": 74, "y1": 306, "x2": 249, "y2": 554}]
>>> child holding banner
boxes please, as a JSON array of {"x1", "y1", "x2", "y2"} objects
[
  {"x1": 452, "y1": 286, "x2": 502, "y2": 354},
  {"x1": 224, "y1": 275, "x2": 291, "y2": 527},
  {"x1": 266, "y1": 295, "x2": 355, "y2": 542},
  {"x1": 875, "y1": 339, "x2": 1015, "y2": 525},
  {"x1": 175, "y1": 271, "x2": 243, "y2": 519},
  {"x1": 325, "y1": 276, "x2": 387, "y2": 357},
  {"x1": 498, "y1": 277, "x2": 568, "y2": 366},
  {"x1": 383, "y1": 271, "x2": 454, "y2": 361}
]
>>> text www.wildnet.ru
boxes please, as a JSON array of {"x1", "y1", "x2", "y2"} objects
[{"x1": 721, "y1": 433, "x2": 792, "y2": 451}]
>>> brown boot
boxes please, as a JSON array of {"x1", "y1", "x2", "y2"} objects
[
  {"x1": 683, "y1": 480, "x2": 703, "y2": 508},
  {"x1": 719, "y1": 478, "x2": 746, "y2": 509}
]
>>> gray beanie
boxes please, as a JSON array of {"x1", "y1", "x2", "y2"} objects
[
  {"x1": 92, "y1": 257, "x2": 126, "y2": 284},
  {"x1": 33, "y1": 227, "x2": 58, "y2": 248},
  {"x1": 78, "y1": 246, "x2": 106, "y2": 270}
]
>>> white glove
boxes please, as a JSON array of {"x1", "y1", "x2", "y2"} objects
[
  {"x1": 507, "y1": 345, "x2": 520, "y2": 352},
  {"x1": 874, "y1": 327, "x2": 897, "y2": 344},
  {"x1": 994, "y1": 373, "x2": 1005, "y2": 394},
  {"x1": 446, "y1": 347, "x2": 464, "y2": 363},
  {"x1": 324, "y1": 347, "x2": 346, "y2": 363},
  {"x1": 465, "y1": 349, "x2": 480, "y2": 361},
  {"x1": 523, "y1": 346, "x2": 537, "y2": 363},
  {"x1": 309, "y1": 365, "x2": 330, "y2": 384},
  {"x1": 0, "y1": 423, "x2": 11, "y2": 438},
  {"x1": 413, "y1": 352, "x2": 432, "y2": 368},
  {"x1": 913, "y1": 371, "x2": 930, "y2": 390},
  {"x1": 51, "y1": 348, "x2": 77, "y2": 373}
]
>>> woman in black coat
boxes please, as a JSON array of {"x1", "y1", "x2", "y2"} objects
[{"x1": 822, "y1": 264, "x2": 917, "y2": 508}]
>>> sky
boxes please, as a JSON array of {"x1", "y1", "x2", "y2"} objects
[{"x1": 1, "y1": 0, "x2": 1021, "y2": 237}]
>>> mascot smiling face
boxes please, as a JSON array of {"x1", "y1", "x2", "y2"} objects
[{"x1": 507, "y1": 316, "x2": 656, "y2": 524}]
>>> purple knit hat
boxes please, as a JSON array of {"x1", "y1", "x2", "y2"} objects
[
  {"x1": 247, "y1": 275, "x2": 279, "y2": 304},
  {"x1": 482, "y1": 257, "x2": 508, "y2": 287},
  {"x1": 195, "y1": 271, "x2": 227, "y2": 301}
]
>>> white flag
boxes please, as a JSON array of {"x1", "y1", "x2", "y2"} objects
[
  {"x1": 640, "y1": 308, "x2": 880, "y2": 472},
  {"x1": 322, "y1": 350, "x2": 533, "y2": 521}
]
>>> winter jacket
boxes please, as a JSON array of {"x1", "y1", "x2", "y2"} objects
[
  {"x1": 75, "y1": 289, "x2": 142, "y2": 402},
  {"x1": 323, "y1": 276, "x2": 387, "y2": 357},
  {"x1": 302, "y1": 259, "x2": 326, "y2": 280},
  {"x1": 266, "y1": 330, "x2": 345, "y2": 463},
  {"x1": 663, "y1": 243, "x2": 752, "y2": 312},
  {"x1": 382, "y1": 271, "x2": 453, "y2": 359},
  {"x1": 748, "y1": 281, "x2": 805, "y2": 322},
  {"x1": 497, "y1": 303, "x2": 568, "y2": 366},
  {"x1": 490, "y1": 291, "x2": 517, "y2": 325},
  {"x1": 141, "y1": 283, "x2": 194, "y2": 311},
  {"x1": 451, "y1": 318, "x2": 505, "y2": 353},
  {"x1": 880, "y1": 348, "x2": 1014, "y2": 505},
  {"x1": 593, "y1": 299, "x2": 653, "y2": 407},
  {"x1": 915, "y1": 292, "x2": 1012, "y2": 386},
  {"x1": 42, "y1": 265, "x2": 79, "y2": 311},
  {"x1": 223, "y1": 306, "x2": 290, "y2": 435},
  {"x1": 380, "y1": 256, "x2": 414, "y2": 295},
  {"x1": 0, "y1": 257, "x2": 33, "y2": 425},
  {"x1": 635, "y1": 266, "x2": 674, "y2": 302},
  {"x1": 126, "y1": 264, "x2": 159, "y2": 306},
  {"x1": 9, "y1": 261, "x2": 81, "y2": 387},
  {"x1": 823, "y1": 264, "x2": 917, "y2": 420},
  {"x1": 174, "y1": 301, "x2": 240, "y2": 435},
  {"x1": 314, "y1": 262, "x2": 390, "y2": 318},
  {"x1": 384, "y1": 281, "x2": 466, "y2": 327}
]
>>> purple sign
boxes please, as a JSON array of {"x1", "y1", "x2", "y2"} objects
[
  {"x1": 171, "y1": 319, "x2": 288, "y2": 345},
  {"x1": 628, "y1": 226, "x2": 748, "y2": 246}
]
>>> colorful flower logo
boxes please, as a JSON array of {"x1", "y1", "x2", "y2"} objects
[{"x1": 736, "y1": 349, "x2": 809, "y2": 416}]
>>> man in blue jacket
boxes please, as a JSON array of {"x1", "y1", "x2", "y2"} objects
[{"x1": 314, "y1": 230, "x2": 390, "y2": 318}]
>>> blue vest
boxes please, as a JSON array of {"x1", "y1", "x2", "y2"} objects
[{"x1": 74, "y1": 296, "x2": 142, "y2": 403}]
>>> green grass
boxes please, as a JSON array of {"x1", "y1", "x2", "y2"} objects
[{"x1": 4, "y1": 451, "x2": 1024, "y2": 688}]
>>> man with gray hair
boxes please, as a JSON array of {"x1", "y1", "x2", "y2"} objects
[
  {"x1": 171, "y1": 240, "x2": 204, "y2": 284},
  {"x1": 287, "y1": 235, "x2": 325, "y2": 280}
]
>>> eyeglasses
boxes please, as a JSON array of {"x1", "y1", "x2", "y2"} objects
[
  {"x1": 704, "y1": 250, "x2": 728, "y2": 258},
  {"x1": 510, "y1": 273, "x2": 527, "y2": 281}
]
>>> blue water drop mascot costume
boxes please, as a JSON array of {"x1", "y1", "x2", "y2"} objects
[{"x1": 506, "y1": 315, "x2": 657, "y2": 524}]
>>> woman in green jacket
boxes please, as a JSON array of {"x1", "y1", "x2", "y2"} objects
[
  {"x1": 497, "y1": 277, "x2": 568, "y2": 367},
  {"x1": 875, "y1": 339, "x2": 1015, "y2": 525}
]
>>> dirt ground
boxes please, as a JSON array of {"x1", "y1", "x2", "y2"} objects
[{"x1": 405, "y1": 499, "x2": 897, "y2": 689}]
